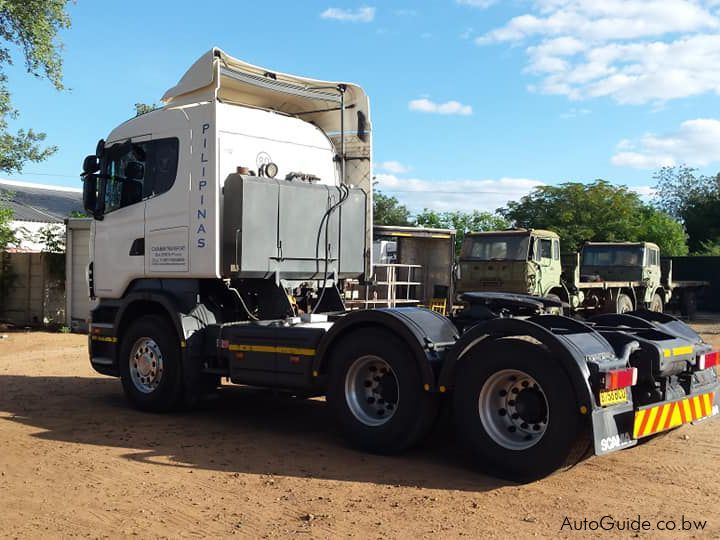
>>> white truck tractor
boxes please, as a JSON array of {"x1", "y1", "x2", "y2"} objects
[{"x1": 81, "y1": 48, "x2": 719, "y2": 481}]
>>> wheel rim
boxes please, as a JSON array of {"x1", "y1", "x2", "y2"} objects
[
  {"x1": 618, "y1": 296, "x2": 632, "y2": 314},
  {"x1": 129, "y1": 337, "x2": 164, "y2": 394},
  {"x1": 344, "y1": 355, "x2": 399, "y2": 427},
  {"x1": 478, "y1": 369, "x2": 549, "y2": 450}
]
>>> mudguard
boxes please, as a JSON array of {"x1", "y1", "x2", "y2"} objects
[{"x1": 314, "y1": 307, "x2": 458, "y2": 387}]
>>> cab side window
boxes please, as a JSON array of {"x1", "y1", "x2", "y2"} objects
[
  {"x1": 539, "y1": 239, "x2": 552, "y2": 260},
  {"x1": 101, "y1": 137, "x2": 179, "y2": 214},
  {"x1": 552, "y1": 239, "x2": 560, "y2": 260}
]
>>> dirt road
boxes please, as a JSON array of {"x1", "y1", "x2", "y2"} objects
[{"x1": 1, "y1": 321, "x2": 719, "y2": 538}]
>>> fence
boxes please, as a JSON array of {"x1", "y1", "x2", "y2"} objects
[
  {"x1": 0, "y1": 251, "x2": 65, "y2": 327},
  {"x1": 671, "y1": 256, "x2": 720, "y2": 311}
]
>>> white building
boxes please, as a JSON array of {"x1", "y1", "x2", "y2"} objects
[{"x1": 0, "y1": 178, "x2": 83, "y2": 252}]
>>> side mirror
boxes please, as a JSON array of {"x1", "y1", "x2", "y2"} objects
[
  {"x1": 82, "y1": 174, "x2": 98, "y2": 217},
  {"x1": 124, "y1": 161, "x2": 144, "y2": 180},
  {"x1": 83, "y1": 154, "x2": 99, "y2": 175}
]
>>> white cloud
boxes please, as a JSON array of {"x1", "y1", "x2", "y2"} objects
[
  {"x1": 408, "y1": 98, "x2": 473, "y2": 115},
  {"x1": 631, "y1": 185, "x2": 657, "y2": 199},
  {"x1": 320, "y1": 7, "x2": 375, "y2": 22},
  {"x1": 376, "y1": 161, "x2": 410, "y2": 174},
  {"x1": 457, "y1": 0, "x2": 497, "y2": 8},
  {"x1": 611, "y1": 118, "x2": 720, "y2": 169},
  {"x1": 478, "y1": 0, "x2": 720, "y2": 104},
  {"x1": 374, "y1": 174, "x2": 542, "y2": 212},
  {"x1": 560, "y1": 107, "x2": 591, "y2": 118}
]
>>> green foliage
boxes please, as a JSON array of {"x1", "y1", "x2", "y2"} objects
[
  {"x1": 653, "y1": 166, "x2": 720, "y2": 253},
  {"x1": 414, "y1": 209, "x2": 509, "y2": 255},
  {"x1": 373, "y1": 191, "x2": 412, "y2": 226},
  {"x1": 134, "y1": 102, "x2": 159, "y2": 116},
  {"x1": 636, "y1": 206, "x2": 689, "y2": 256},
  {"x1": 0, "y1": 0, "x2": 71, "y2": 173},
  {"x1": 0, "y1": 189, "x2": 17, "y2": 250},
  {"x1": 694, "y1": 239, "x2": 720, "y2": 256},
  {"x1": 500, "y1": 180, "x2": 688, "y2": 255},
  {"x1": 69, "y1": 210, "x2": 88, "y2": 218}
]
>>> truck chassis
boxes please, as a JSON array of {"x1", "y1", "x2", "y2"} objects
[{"x1": 89, "y1": 282, "x2": 720, "y2": 481}]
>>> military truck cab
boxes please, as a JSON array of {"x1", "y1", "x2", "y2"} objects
[{"x1": 457, "y1": 229, "x2": 562, "y2": 298}]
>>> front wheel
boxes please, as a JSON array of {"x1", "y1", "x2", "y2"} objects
[
  {"x1": 119, "y1": 315, "x2": 184, "y2": 412},
  {"x1": 326, "y1": 329, "x2": 438, "y2": 454},
  {"x1": 453, "y1": 340, "x2": 588, "y2": 482},
  {"x1": 649, "y1": 293, "x2": 663, "y2": 312}
]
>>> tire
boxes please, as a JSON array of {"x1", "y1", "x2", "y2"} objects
[
  {"x1": 680, "y1": 291, "x2": 697, "y2": 320},
  {"x1": 615, "y1": 293, "x2": 633, "y2": 314},
  {"x1": 119, "y1": 314, "x2": 184, "y2": 412},
  {"x1": 649, "y1": 293, "x2": 663, "y2": 313},
  {"x1": 326, "y1": 328, "x2": 438, "y2": 454},
  {"x1": 453, "y1": 339, "x2": 588, "y2": 482}
]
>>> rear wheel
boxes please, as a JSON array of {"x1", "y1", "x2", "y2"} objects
[
  {"x1": 119, "y1": 315, "x2": 184, "y2": 412},
  {"x1": 615, "y1": 293, "x2": 633, "y2": 314},
  {"x1": 453, "y1": 340, "x2": 588, "y2": 482},
  {"x1": 649, "y1": 293, "x2": 663, "y2": 313},
  {"x1": 327, "y1": 329, "x2": 438, "y2": 454}
]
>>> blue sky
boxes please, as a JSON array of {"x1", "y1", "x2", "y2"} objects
[{"x1": 5, "y1": 0, "x2": 720, "y2": 213}]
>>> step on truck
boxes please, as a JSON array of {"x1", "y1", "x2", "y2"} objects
[
  {"x1": 81, "y1": 48, "x2": 719, "y2": 481},
  {"x1": 457, "y1": 229, "x2": 708, "y2": 316}
]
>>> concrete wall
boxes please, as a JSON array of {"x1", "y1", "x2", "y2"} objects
[{"x1": 0, "y1": 252, "x2": 65, "y2": 326}]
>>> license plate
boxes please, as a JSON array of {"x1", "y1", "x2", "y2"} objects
[{"x1": 600, "y1": 388, "x2": 628, "y2": 406}]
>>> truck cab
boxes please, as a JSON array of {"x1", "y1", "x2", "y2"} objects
[
  {"x1": 580, "y1": 242, "x2": 661, "y2": 284},
  {"x1": 457, "y1": 229, "x2": 562, "y2": 297}
]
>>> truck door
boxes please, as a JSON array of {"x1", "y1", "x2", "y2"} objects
[
  {"x1": 143, "y1": 134, "x2": 188, "y2": 275},
  {"x1": 535, "y1": 237, "x2": 561, "y2": 295},
  {"x1": 92, "y1": 136, "x2": 150, "y2": 298}
]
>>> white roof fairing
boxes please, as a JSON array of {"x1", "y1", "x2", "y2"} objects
[{"x1": 161, "y1": 48, "x2": 371, "y2": 152}]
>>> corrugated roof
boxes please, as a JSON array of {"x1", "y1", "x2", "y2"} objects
[{"x1": 0, "y1": 179, "x2": 83, "y2": 223}]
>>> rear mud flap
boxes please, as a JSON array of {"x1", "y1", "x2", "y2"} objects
[{"x1": 592, "y1": 403, "x2": 636, "y2": 455}]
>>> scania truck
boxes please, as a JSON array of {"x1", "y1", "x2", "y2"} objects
[{"x1": 81, "y1": 48, "x2": 719, "y2": 481}]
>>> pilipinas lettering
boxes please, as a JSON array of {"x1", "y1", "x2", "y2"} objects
[{"x1": 196, "y1": 123, "x2": 210, "y2": 249}]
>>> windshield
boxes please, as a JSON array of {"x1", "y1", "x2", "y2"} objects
[
  {"x1": 581, "y1": 246, "x2": 644, "y2": 267},
  {"x1": 462, "y1": 235, "x2": 530, "y2": 261}
]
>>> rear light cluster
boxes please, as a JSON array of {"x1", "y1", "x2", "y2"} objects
[
  {"x1": 698, "y1": 351, "x2": 719, "y2": 370},
  {"x1": 604, "y1": 367, "x2": 638, "y2": 390}
]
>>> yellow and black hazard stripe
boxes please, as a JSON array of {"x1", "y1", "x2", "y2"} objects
[
  {"x1": 634, "y1": 392, "x2": 715, "y2": 439},
  {"x1": 227, "y1": 344, "x2": 316, "y2": 356}
]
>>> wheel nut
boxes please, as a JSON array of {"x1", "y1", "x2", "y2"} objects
[
  {"x1": 499, "y1": 389, "x2": 507, "y2": 397},
  {"x1": 367, "y1": 397, "x2": 375, "y2": 404},
  {"x1": 498, "y1": 408, "x2": 507, "y2": 416},
  {"x1": 508, "y1": 426, "x2": 517, "y2": 433},
  {"x1": 521, "y1": 422, "x2": 528, "y2": 429}
]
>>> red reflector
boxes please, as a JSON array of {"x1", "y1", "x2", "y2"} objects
[
  {"x1": 699, "y1": 351, "x2": 719, "y2": 370},
  {"x1": 605, "y1": 367, "x2": 637, "y2": 390}
]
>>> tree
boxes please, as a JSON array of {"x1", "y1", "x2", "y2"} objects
[
  {"x1": 0, "y1": 190, "x2": 16, "y2": 250},
  {"x1": 500, "y1": 180, "x2": 688, "y2": 255},
  {"x1": 653, "y1": 165, "x2": 720, "y2": 253},
  {"x1": 134, "y1": 102, "x2": 159, "y2": 116},
  {"x1": 414, "y1": 209, "x2": 509, "y2": 255},
  {"x1": 373, "y1": 191, "x2": 412, "y2": 226},
  {"x1": 0, "y1": 0, "x2": 71, "y2": 173}
]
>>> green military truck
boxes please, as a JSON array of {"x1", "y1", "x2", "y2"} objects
[{"x1": 457, "y1": 229, "x2": 707, "y2": 315}]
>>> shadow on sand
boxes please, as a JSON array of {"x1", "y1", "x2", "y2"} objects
[{"x1": 0, "y1": 374, "x2": 511, "y2": 492}]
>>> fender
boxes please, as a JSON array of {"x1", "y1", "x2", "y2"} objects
[
  {"x1": 314, "y1": 307, "x2": 458, "y2": 388},
  {"x1": 438, "y1": 316, "x2": 597, "y2": 409}
]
